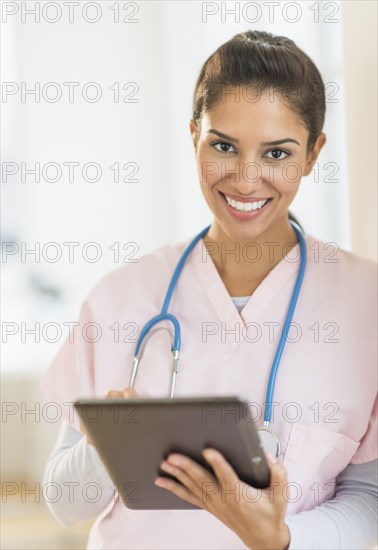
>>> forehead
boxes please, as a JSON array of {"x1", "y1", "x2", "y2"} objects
[{"x1": 202, "y1": 87, "x2": 308, "y2": 141}]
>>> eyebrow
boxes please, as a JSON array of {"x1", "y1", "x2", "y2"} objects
[{"x1": 207, "y1": 129, "x2": 300, "y2": 147}]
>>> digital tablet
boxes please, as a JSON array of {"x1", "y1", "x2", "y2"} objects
[{"x1": 74, "y1": 396, "x2": 270, "y2": 510}]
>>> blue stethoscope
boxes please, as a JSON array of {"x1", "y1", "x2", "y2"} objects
[{"x1": 129, "y1": 220, "x2": 307, "y2": 457}]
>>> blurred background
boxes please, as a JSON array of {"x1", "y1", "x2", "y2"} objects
[{"x1": 1, "y1": 0, "x2": 377, "y2": 548}]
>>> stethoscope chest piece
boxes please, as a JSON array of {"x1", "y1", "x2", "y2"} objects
[{"x1": 257, "y1": 426, "x2": 281, "y2": 458}]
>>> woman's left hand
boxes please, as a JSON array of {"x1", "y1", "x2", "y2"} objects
[{"x1": 154, "y1": 448, "x2": 291, "y2": 550}]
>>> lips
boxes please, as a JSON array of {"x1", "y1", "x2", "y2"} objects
[
  {"x1": 220, "y1": 192, "x2": 273, "y2": 212},
  {"x1": 217, "y1": 191, "x2": 273, "y2": 221},
  {"x1": 222, "y1": 192, "x2": 273, "y2": 202}
]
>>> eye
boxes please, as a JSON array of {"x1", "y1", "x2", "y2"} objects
[
  {"x1": 211, "y1": 141, "x2": 237, "y2": 154},
  {"x1": 265, "y1": 149, "x2": 291, "y2": 160}
]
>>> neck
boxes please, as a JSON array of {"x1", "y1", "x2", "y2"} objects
[{"x1": 203, "y1": 215, "x2": 299, "y2": 297}]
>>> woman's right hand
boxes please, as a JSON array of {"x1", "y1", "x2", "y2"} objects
[{"x1": 81, "y1": 386, "x2": 140, "y2": 445}]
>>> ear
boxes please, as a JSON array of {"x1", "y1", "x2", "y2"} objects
[
  {"x1": 190, "y1": 119, "x2": 198, "y2": 153},
  {"x1": 303, "y1": 132, "x2": 327, "y2": 176}
]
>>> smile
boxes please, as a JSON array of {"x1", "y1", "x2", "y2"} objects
[{"x1": 223, "y1": 194, "x2": 271, "y2": 213}]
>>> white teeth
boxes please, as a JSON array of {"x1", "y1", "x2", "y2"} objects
[{"x1": 225, "y1": 195, "x2": 269, "y2": 212}]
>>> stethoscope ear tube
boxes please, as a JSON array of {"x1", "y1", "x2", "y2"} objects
[
  {"x1": 263, "y1": 221, "x2": 307, "y2": 425},
  {"x1": 128, "y1": 221, "x2": 307, "y2": 458},
  {"x1": 129, "y1": 226, "x2": 211, "y2": 393},
  {"x1": 129, "y1": 314, "x2": 182, "y2": 391}
]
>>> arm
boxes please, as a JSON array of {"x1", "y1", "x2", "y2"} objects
[
  {"x1": 42, "y1": 420, "x2": 116, "y2": 527},
  {"x1": 285, "y1": 459, "x2": 378, "y2": 550}
]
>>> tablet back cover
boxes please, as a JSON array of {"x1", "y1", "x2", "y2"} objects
[{"x1": 75, "y1": 397, "x2": 270, "y2": 510}]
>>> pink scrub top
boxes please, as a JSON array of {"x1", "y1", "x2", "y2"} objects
[{"x1": 41, "y1": 231, "x2": 377, "y2": 550}]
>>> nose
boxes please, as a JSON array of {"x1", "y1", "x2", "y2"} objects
[{"x1": 227, "y1": 157, "x2": 265, "y2": 195}]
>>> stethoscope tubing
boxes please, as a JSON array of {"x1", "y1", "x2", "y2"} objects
[{"x1": 130, "y1": 221, "x2": 306, "y2": 428}]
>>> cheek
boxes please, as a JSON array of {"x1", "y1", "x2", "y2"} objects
[
  {"x1": 201, "y1": 173, "x2": 219, "y2": 189},
  {"x1": 263, "y1": 162, "x2": 302, "y2": 194},
  {"x1": 197, "y1": 156, "x2": 221, "y2": 189},
  {"x1": 283, "y1": 162, "x2": 304, "y2": 186}
]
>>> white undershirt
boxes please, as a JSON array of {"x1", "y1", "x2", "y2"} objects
[{"x1": 231, "y1": 295, "x2": 251, "y2": 312}]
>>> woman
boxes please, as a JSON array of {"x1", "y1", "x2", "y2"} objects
[{"x1": 41, "y1": 30, "x2": 377, "y2": 549}]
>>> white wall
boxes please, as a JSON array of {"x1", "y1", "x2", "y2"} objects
[
  {"x1": 341, "y1": 0, "x2": 377, "y2": 261},
  {"x1": 2, "y1": 0, "x2": 355, "y2": 376}
]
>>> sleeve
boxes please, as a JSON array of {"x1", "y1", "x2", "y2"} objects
[
  {"x1": 350, "y1": 395, "x2": 378, "y2": 465},
  {"x1": 42, "y1": 419, "x2": 116, "y2": 527},
  {"x1": 285, "y1": 459, "x2": 378, "y2": 549},
  {"x1": 40, "y1": 299, "x2": 97, "y2": 432}
]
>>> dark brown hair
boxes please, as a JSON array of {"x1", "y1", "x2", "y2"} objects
[{"x1": 192, "y1": 30, "x2": 327, "y2": 232}]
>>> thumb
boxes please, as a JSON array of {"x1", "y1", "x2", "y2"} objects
[
  {"x1": 121, "y1": 387, "x2": 139, "y2": 399},
  {"x1": 265, "y1": 451, "x2": 288, "y2": 484},
  {"x1": 265, "y1": 451, "x2": 289, "y2": 511},
  {"x1": 269, "y1": 460, "x2": 288, "y2": 487}
]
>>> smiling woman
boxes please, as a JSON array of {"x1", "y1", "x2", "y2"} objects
[
  {"x1": 190, "y1": 31, "x2": 325, "y2": 253},
  {"x1": 189, "y1": 83, "x2": 325, "y2": 296},
  {"x1": 41, "y1": 30, "x2": 377, "y2": 550}
]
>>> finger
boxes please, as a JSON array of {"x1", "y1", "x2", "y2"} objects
[
  {"x1": 105, "y1": 390, "x2": 124, "y2": 398},
  {"x1": 202, "y1": 448, "x2": 261, "y2": 505},
  {"x1": 265, "y1": 458, "x2": 289, "y2": 513},
  {"x1": 121, "y1": 387, "x2": 139, "y2": 399},
  {"x1": 202, "y1": 448, "x2": 239, "y2": 485},
  {"x1": 154, "y1": 476, "x2": 203, "y2": 508},
  {"x1": 264, "y1": 451, "x2": 288, "y2": 486},
  {"x1": 265, "y1": 450, "x2": 278, "y2": 465},
  {"x1": 159, "y1": 459, "x2": 202, "y2": 496},
  {"x1": 163, "y1": 454, "x2": 219, "y2": 502},
  {"x1": 269, "y1": 461, "x2": 288, "y2": 489}
]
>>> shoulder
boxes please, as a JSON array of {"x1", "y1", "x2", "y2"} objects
[
  {"x1": 83, "y1": 237, "x2": 190, "y2": 307},
  {"x1": 305, "y1": 233, "x2": 377, "y2": 288}
]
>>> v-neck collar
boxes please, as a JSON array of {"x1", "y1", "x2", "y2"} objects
[{"x1": 190, "y1": 233, "x2": 312, "y2": 332}]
